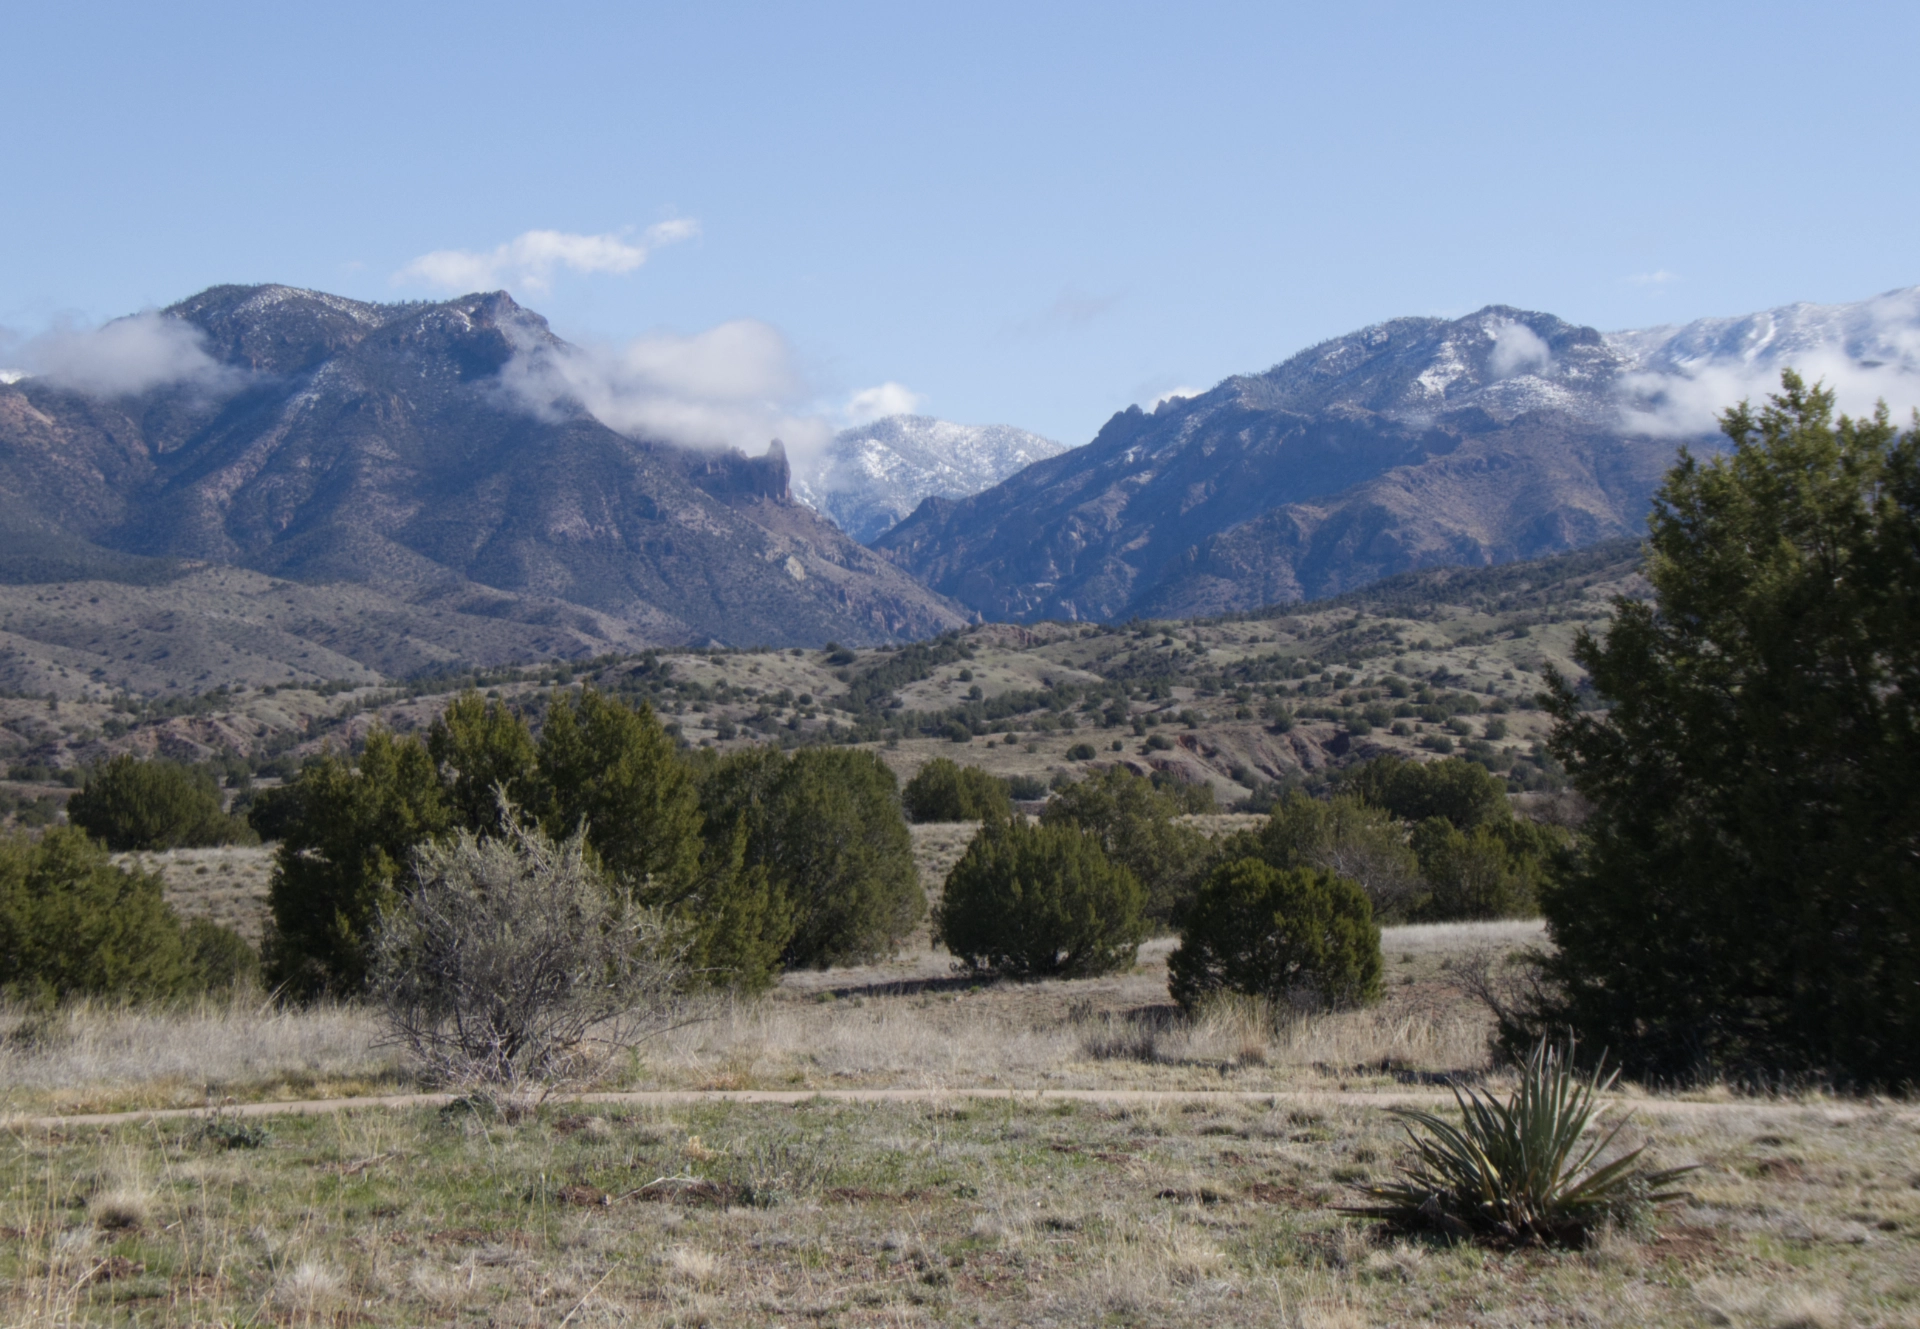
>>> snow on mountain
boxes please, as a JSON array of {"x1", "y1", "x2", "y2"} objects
[
  {"x1": 1228, "y1": 285, "x2": 1920, "y2": 442},
  {"x1": 792, "y1": 415, "x2": 1065, "y2": 543},
  {"x1": 873, "y1": 283, "x2": 1920, "y2": 624},
  {"x1": 1607, "y1": 286, "x2": 1920, "y2": 435}
]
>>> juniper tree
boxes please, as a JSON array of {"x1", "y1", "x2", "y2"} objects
[{"x1": 1535, "y1": 373, "x2": 1920, "y2": 1086}]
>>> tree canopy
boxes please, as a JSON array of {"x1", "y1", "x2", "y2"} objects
[
  {"x1": 66, "y1": 754, "x2": 247, "y2": 851},
  {"x1": 1536, "y1": 373, "x2": 1920, "y2": 1086}
]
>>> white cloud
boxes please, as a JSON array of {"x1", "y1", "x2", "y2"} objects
[
  {"x1": 393, "y1": 221, "x2": 698, "y2": 294},
  {"x1": 1614, "y1": 286, "x2": 1920, "y2": 437},
  {"x1": 844, "y1": 382, "x2": 924, "y2": 425},
  {"x1": 499, "y1": 318, "x2": 834, "y2": 464},
  {"x1": 1488, "y1": 320, "x2": 1551, "y2": 379},
  {"x1": 1619, "y1": 351, "x2": 1920, "y2": 438},
  {"x1": 1147, "y1": 386, "x2": 1202, "y2": 410},
  {"x1": 1628, "y1": 270, "x2": 1680, "y2": 287},
  {"x1": 0, "y1": 369, "x2": 24, "y2": 385},
  {"x1": 9, "y1": 311, "x2": 237, "y2": 397}
]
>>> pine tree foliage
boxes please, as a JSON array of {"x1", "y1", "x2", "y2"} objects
[
  {"x1": 0, "y1": 828, "x2": 199, "y2": 1002},
  {"x1": 935, "y1": 817, "x2": 1146, "y2": 978},
  {"x1": 537, "y1": 688, "x2": 704, "y2": 892},
  {"x1": 428, "y1": 693, "x2": 539, "y2": 836},
  {"x1": 1040, "y1": 766, "x2": 1209, "y2": 923},
  {"x1": 260, "y1": 731, "x2": 450, "y2": 998},
  {"x1": 901, "y1": 757, "x2": 1013, "y2": 822},
  {"x1": 1538, "y1": 373, "x2": 1920, "y2": 1085},
  {"x1": 67, "y1": 754, "x2": 247, "y2": 851},
  {"x1": 703, "y1": 747, "x2": 919, "y2": 968},
  {"x1": 1168, "y1": 858, "x2": 1382, "y2": 1012},
  {"x1": 1227, "y1": 791, "x2": 1423, "y2": 919}
]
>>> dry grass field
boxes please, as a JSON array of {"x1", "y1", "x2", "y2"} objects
[
  {"x1": 3, "y1": 921, "x2": 1915, "y2": 1326},
  {"x1": 112, "y1": 848, "x2": 275, "y2": 943}
]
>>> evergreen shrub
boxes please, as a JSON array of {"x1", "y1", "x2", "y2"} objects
[
  {"x1": 935, "y1": 818, "x2": 1145, "y2": 978},
  {"x1": 1167, "y1": 858, "x2": 1381, "y2": 1013},
  {"x1": 901, "y1": 758, "x2": 1012, "y2": 822}
]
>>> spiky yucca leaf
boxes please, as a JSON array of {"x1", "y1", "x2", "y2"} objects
[{"x1": 1343, "y1": 1040, "x2": 1695, "y2": 1245}]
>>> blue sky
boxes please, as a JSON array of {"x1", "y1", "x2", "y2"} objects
[{"x1": 4, "y1": 0, "x2": 1917, "y2": 448}]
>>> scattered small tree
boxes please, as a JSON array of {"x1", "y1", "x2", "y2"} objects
[
  {"x1": 256, "y1": 731, "x2": 451, "y2": 998},
  {"x1": 537, "y1": 688, "x2": 704, "y2": 890},
  {"x1": 901, "y1": 757, "x2": 1013, "y2": 822},
  {"x1": 0, "y1": 828, "x2": 200, "y2": 1002},
  {"x1": 705, "y1": 746, "x2": 919, "y2": 968},
  {"x1": 1167, "y1": 858, "x2": 1381, "y2": 1013},
  {"x1": 67, "y1": 755, "x2": 249, "y2": 851},
  {"x1": 183, "y1": 917, "x2": 260, "y2": 993},
  {"x1": 1409, "y1": 818, "x2": 1546, "y2": 920},
  {"x1": 1041, "y1": 766, "x2": 1209, "y2": 923},
  {"x1": 935, "y1": 817, "x2": 1146, "y2": 978},
  {"x1": 371, "y1": 816, "x2": 683, "y2": 1086},
  {"x1": 1342, "y1": 754, "x2": 1508, "y2": 831},
  {"x1": 428, "y1": 692, "x2": 539, "y2": 836},
  {"x1": 1230, "y1": 791, "x2": 1423, "y2": 919}
]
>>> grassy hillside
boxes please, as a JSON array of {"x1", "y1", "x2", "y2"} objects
[{"x1": 0, "y1": 541, "x2": 1639, "y2": 826}]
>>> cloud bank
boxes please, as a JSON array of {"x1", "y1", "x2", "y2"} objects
[
  {"x1": 3, "y1": 311, "x2": 237, "y2": 397},
  {"x1": 844, "y1": 382, "x2": 924, "y2": 425},
  {"x1": 498, "y1": 318, "x2": 929, "y2": 482},
  {"x1": 395, "y1": 221, "x2": 698, "y2": 294},
  {"x1": 1614, "y1": 287, "x2": 1920, "y2": 437}
]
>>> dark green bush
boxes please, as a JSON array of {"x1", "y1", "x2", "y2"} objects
[
  {"x1": 67, "y1": 755, "x2": 250, "y2": 851},
  {"x1": 537, "y1": 688, "x2": 704, "y2": 889},
  {"x1": 1167, "y1": 858, "x2": 1381, "y2": 1013},
  {"x1": 427, "y1": 692, "x2": 539, "y2": 835},
  {"x1": 183, "y1": 917, "x2": 260, "y2": 993},
  {"x1": 256, "y1": 730, "x2": 451, "y2": 999},
  {"x1": 259, "y1": 690, "x2": 800, "y2": 997},
  {"x1": 703, "y1": 746, "x2": 918, "y2": 969},
  {"x1": 1066, "y1": 742, "x2": 1096, "y2": 761},
  {"x1": 0, "y1": 828, "x2": 198, "y2": 1002},
  {"x1": 1002, "y1": 774, "x2": 1048, "y2": 801},
  {"x1": 1342, "y1": 755, "x2": 1507, "y2": 830},
  {"x1": 935, "y1": 818, "x2": 1146, "y2": 978},
  {"x1": 1041, "y1": 767, "x2": 1209, "y2": 924},
  {"x1": 1409, "y1": 818, "x2": 1547, "y2": 920},
  {"x1": 1225, "y1": 791, "x2": 1422, "y2": 919},
  {"x1": 901, "y1": 758, "x2": 1012, "y2": 822}
]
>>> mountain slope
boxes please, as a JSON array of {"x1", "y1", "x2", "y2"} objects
[
  {"x1": 876, "y1": 289, "x2": 1920, "y2": 621},
  {"x1": 792, "y1": 415, "x2": 1064, "y2": 542},
  {"x1": 0, "y1": 285, "x2": 968, "y2": 659}
]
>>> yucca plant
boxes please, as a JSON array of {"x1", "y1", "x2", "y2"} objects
[{"x1": 1344, "y1": 1039, "x2": 1696, "y2": 1246}]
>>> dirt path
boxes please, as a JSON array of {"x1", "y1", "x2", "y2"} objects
[{"x1": 17, "y1": 1085, "x2": 1908, "y2": 1131}]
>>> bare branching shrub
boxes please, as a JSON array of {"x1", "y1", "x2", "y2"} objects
[
  {"x1": 371, "y1": 815, "x2": 683, "y2": 1087},
  {"x1": 1453, "y1": 944, "x2": 1559, "y2": 1057}
]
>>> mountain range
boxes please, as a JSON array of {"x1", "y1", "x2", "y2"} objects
[
  {"x1": 0, "y1": 281, "x2": 1914, "y2": 696},
  {"x1": 0, "y1": 285, "x2": 967, "y2": 675},
  {"x1": 874, "y1": 287, "x2": 1920, "y2": 621}
]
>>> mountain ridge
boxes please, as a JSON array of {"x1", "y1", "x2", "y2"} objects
[
  {"x1": 0, "y1": 285, "x2": 970, "y2": 667},
  {"x1": 874, "y1": 287, "x2": 1920, "y2": 621}
]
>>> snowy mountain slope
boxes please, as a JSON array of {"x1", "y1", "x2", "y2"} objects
[
  {"x1": 877, "y1": 284, "x2": 1920, "y2": 621},
  {"x1": 791, "y1": 415, "x2": 1064, "y2": 543}
]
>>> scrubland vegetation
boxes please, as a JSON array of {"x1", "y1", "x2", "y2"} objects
[{"x1": 2, "y1": 375, "x2": 1918, "y2": 1323}]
